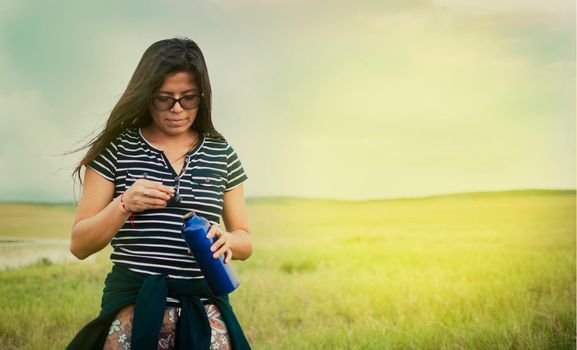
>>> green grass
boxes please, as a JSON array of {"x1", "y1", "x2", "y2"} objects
[
  {"x1": 0, "y1": 190, "x2": 575, "y2": 349},
  {"x1": 0, "y1": 203, "x2": 77, "y2": 239}
]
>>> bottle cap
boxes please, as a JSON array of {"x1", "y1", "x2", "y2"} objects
[{"x1": 183, "y1": 211, "x2": 196, "y2": 220}]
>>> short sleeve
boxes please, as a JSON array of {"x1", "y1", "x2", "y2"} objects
[
  {"x1": 86, "y1": 140, "x2": 118, "y2": 182},
  {"x1": 225, "y1": 143, "x2": 248, "y2": 191}
]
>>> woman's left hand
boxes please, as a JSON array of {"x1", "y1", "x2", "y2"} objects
[{"x1": 206, "y1": 224, "x2": 233, "y2": 264}]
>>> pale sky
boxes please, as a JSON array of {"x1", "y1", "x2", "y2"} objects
[{"x1": 0, "y1": 0, "x2": 574, "y2": 202}]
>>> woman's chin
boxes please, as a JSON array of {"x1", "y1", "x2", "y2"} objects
[{"x1": 160, "y1": 123, "x2": 194, "y2": 135}]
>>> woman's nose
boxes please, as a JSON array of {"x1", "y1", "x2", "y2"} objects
[{"x1": 170, "y1": 100, "x2": 184, "y2": 112}]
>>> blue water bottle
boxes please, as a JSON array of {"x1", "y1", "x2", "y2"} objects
[{"x1": 181, "y1": 212, "x2": 240, "y2": 295}]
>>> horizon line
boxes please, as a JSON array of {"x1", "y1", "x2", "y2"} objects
[{"x1": 0, "y1": 188, "x2": 574, "y2": 206}]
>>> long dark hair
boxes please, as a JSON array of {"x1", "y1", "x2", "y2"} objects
[{"x1": 72, "y1": 37, "x2": 223, "y2": 184}]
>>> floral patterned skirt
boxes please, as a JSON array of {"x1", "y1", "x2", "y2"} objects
[{"x1": 103, "y1": 303, "x2": 231, "y2": 350}]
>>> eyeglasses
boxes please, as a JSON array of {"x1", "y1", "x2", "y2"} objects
[
  {"x1": 168, "y1": 181, "x2": 182, "y2": 205},
  {"x1": 151, "y1": 94, "x2": 204, "y2": 111},
  {"x1": 167, "y1": 156, "x2": 191, "y2": 206}
]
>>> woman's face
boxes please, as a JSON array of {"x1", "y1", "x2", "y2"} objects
[{"x1": 149, "y1": 71, "x2": 201, "y2": 137}]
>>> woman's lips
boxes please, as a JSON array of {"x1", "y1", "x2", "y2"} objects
[{"x1": 166, "y1": 119, "x2": 187, "y2": 126}]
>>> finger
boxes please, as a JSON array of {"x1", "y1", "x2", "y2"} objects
[
  {"x1": 210, "y1": 230, "x2": 228, "y2": 251},
  {"x1": 206, "y1": 224, "x2": 220, "y2": 239},
  {"x1": 210, "y1": 236, "x2": 226, "y2": 252},
  {"x1": 224, "y1": 249, "x2": 232, "y2": 264},
  {"x1": 134, "y1": 203, "x2": 167, "y2": 212},
  {"x1": 139, "y1": 198, "x2": 169, "y2": 210},
  {"x1": 144, "y1": 195, "x2": 169, "y2": 205},
  {"x1": 136, "y1": 179, "x2": 175, "y2": 195},
  {"x1": 213, "y1": 244, "x2": 229, "y2": 259},
  {"x1": 136, "y1": 178, "x2": 162, "y2": 187},
  {"x1": 141, "y1": 188, "x2": 171, "y2": 201},
  {"x1": 148, "y1": 181, "x2": 175, "y2": 195}
]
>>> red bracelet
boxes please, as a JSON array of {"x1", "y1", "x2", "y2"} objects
[
  {"x1": 120, "y1": 192, "x2": 135, "y2": 227},
  {"x1": 119, "y1": 192, "x2": 131, "y2": 213}
]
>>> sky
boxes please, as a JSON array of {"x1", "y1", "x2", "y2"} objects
[{"x1": 0, "y1": 0, "x2": 575, "y2": 202}]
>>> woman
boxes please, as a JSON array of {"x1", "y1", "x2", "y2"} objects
[{"x1": 66, "y1": 38, "x2": 252, "y2": 350}]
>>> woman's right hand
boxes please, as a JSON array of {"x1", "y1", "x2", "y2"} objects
[{"x1": 122, "y1": 179, "x2": 175, "y2": 212}]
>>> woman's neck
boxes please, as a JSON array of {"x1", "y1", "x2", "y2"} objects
[{"x1": 141, "y1": 125, "x2": 198, "y2": 151}]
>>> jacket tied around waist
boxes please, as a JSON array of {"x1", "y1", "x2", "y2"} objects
[{"x1": 66, "y1": 264, "x2": 251, "y2": 350}]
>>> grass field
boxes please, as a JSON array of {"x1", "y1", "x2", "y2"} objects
[{"x1": 0, "y1": 190, "x2": 575, "y2": 349}]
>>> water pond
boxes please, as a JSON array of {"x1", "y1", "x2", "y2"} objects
[{"x1": 0, "y1": 237, "x2": 94, "y2": 270}]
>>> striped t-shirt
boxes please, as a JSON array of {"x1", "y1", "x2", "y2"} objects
[{"x1": 87, "y1": 128, "x2": 248, "y2": 301}]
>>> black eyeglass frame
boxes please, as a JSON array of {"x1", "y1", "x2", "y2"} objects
[
  {"x1": 151, "y1": 93, "x2": 205, "y2": 111},
  {"x1": 168, "y1": 181, "x2": 182, "y2": 205},
  {"x1": 167, "y1": 156, "x2": 192, "y2": 206}
]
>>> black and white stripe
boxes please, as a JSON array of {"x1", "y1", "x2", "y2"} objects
[{"x1": 87, "y1": 128, "x2": 247, "y2": 302}]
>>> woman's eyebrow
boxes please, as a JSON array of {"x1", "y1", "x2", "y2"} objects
[{"x1": 158, "y1": 88, "x2": 199, "y2": 95}]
